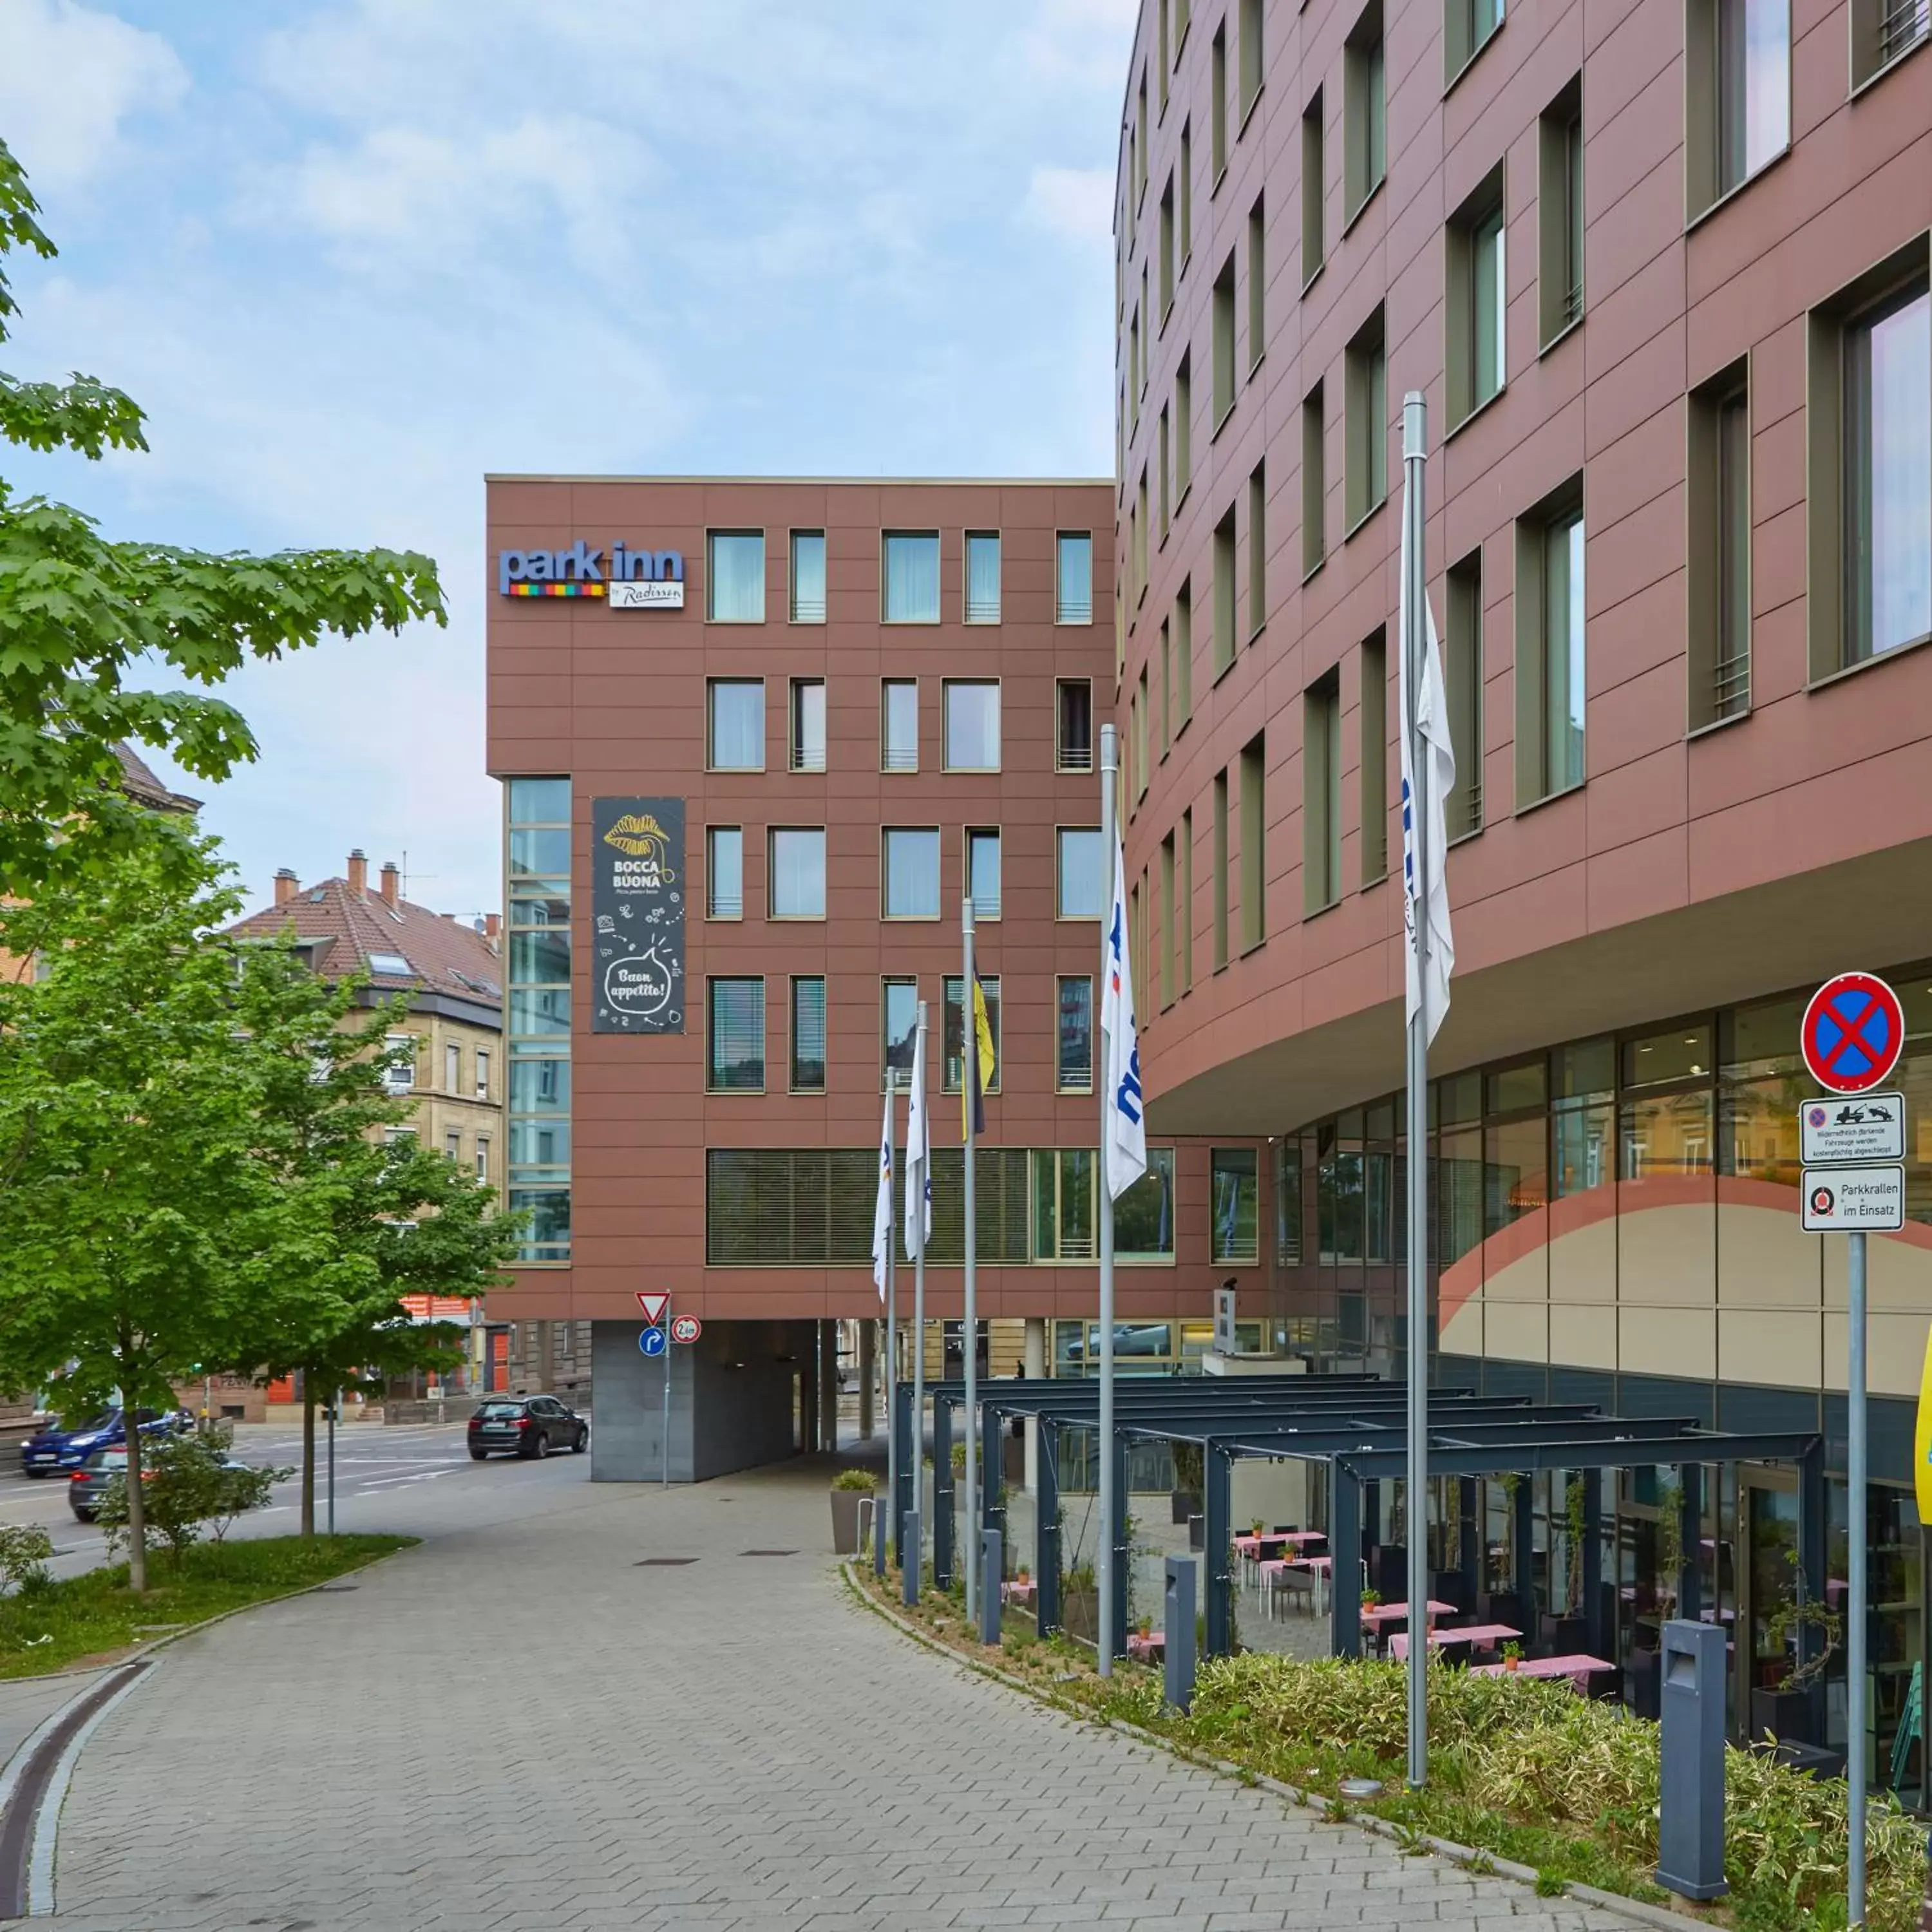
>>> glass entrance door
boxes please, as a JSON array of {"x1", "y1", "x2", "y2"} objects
[{"x1": 1737, "y1": 1471, "x2": 1801, "y2": 1742}]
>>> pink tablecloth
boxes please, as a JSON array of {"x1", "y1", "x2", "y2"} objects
[
  {"x1": 1471, "y1": 1653, "x2": 1614, "y2": 1685},
  {"x1": 1388, "y1": 1623, "x2": 1522, "y2": 1661}
]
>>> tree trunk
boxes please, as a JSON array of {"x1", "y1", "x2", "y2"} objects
[
  {"x1": 300, "y1": 1383, "x2": 316, "y2": 1539},
  {"x1": 123, "y1": 1406, "x2": 147, "y2": 1594}
]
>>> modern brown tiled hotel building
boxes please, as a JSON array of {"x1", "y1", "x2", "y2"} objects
[{"x1": 486, "y1": 0, "x2": 1931, "y2": 1772}]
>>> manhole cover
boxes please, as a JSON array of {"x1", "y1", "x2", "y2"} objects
[
  {"x1": 740, "y1": 1549, "x2": 799, "y2": 1558},
  {"x1": 635, "y1": 1557, "x2": 699, "y2": 1567}
]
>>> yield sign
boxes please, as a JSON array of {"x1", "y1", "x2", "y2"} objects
[
  {"x1": 1801, "y1": 972, "x2": 1904, "y2": 1095},
  {"x1": 636, "y1": 1291, "x2": 670, "y2": 1326}
]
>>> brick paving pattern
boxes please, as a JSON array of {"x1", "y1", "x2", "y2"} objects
[{"x1": 28, "y1": 1461, "x2": 1636, "y2": 1931}]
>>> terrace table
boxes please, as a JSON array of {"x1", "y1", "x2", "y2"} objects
[
  {"x1": 1387, "y1": 1623, "x2": 1521, "y2": 1662},
  {"x1": 1127, "y1": 1629, "x2": 1164, "y2": 1662},
  {"x1": 1001, "y1": 1578, "x2": 1036, "y2": 1606},
  {"x1": 1360, "y1": 1600, "x2": 1458, "y2": 1629},
  {"x1": 1470, "y1": 1653, "x2": 1615, "y2": 1689}
]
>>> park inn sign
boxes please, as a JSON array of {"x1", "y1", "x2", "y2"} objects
[{"x1": 497, "y1": 539, "x2": 685, "y2": 607}]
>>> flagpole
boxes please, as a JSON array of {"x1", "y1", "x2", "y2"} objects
[
  {"x1": 1402, "y1": 388, "x2": 1430, "y2": 1790},
  {"x1": 1097, "y1": 721, "x2": 1119, "y2": 1678},
  {"x1": 963, "y1": 896, "x2": 979, "y2": 1617},
  {"x1": 885, "y1": 1066, "x2": 898, "y2": 1572},
  {"x1": 912, "y1": 999, "x2": 929, "y2": 1585}
]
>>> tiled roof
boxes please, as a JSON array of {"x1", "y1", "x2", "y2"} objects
[
  {"x1": 113, "y1": 743, "x2": 200, "y2": 814},
  {"x1": 227, "y1": 876, "x2": 502, "y2": 1013}
]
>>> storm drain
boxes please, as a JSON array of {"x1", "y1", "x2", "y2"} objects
[
  {"x1": 740, "y1": 1549, "x2": 799, "y2": 1558},
  {"x1": 312, "y1": 1584, "x2": 359, "y2": 1593},
  {"x1": 635, "y1": 1557, "x2": 699, "y2": 1566}
]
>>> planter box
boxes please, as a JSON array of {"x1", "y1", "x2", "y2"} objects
[
  {"x1": 1750, "y1": 1685, "x2": 1814, "y2": 1747},
  {"x1": 1170, "y1": 1490, "x2": 1200, "y2": 1524},
  {"x1": 1060, "y1": 1584, "x2": 1097, "y2": 1643},
  {"x1": 829, "y1": 1487, "x2": 870, "y2": 1555}
]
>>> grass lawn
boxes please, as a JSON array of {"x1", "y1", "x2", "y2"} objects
[{"x1": 0, "y1": 1534, "x2": 415, "y2": 1678}]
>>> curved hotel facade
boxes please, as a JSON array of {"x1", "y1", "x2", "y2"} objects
[{"x1": 1113, "y1": 0, "x2": 1930, "y2": 1764}]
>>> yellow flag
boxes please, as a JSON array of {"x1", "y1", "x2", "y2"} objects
[
  {"x1": 961, "y1": 972, "x2": 994, "y2": 1142},
  {"x1": 1915, "y1": 1320, "x2": 1932, "y2": 1526}
]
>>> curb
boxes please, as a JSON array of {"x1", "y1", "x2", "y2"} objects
[{"x1": 841, "y1": 1563, "x2": 1701, "y2": 1932}]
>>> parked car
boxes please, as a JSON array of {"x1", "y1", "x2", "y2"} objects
[
  {"x1": 22, "y1": 1406, "x2": 193, "y2": 1477},
  {"x1": 467, "y1": 1396, "x2": 588, "y2": 1461},
  {"x1": 68, "y1": 1444, "x2": 255, "y2": 1524}
]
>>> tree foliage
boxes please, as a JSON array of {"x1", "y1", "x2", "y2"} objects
[{"x1": 0, "y1": 137, "x2": 445, "y2": 892}]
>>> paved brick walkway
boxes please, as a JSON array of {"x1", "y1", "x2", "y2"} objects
[{"x1": 30, "y1": 1460, "x2": 1634, "y2": 1931}]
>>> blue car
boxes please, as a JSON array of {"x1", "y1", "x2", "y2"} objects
[{"x1": 21, "y1": 1406, "x2": 191, "y2": 1477}]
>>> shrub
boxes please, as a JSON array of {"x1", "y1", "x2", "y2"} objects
[
  {"x1": 96, "y1": 1438, "x2": 290, "y2": 1567},
  {"x1": 831, "y1": 1468, "x2": 878, "y2": 1493},
  {"x1": 0, "y1": 1526, "x2": 53, "y2": 1596}
]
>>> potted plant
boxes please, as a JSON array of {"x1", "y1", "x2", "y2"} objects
[
  {"x1": 1170, "y1": 1441, "x2": 1203, "y2": 1524},
  {"x1": 1361, "y1": 1587, "x2": 1380, "y2": 1611},
  {"x1": 828, "y1": 1467, "x2": 876, "y2": 1555},
  {"x1": 1250, "y1": 1517, "x2": 1265, "y2": 1539},
  {"x1": 1501, "y1": 1640, "x2": 1523, "y2": 1673},
  {"x1": 1752, "y1": 1551, "x2": 1841, "y2": 1746}
]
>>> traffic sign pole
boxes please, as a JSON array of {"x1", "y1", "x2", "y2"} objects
[
  {"x1": 661, "y1": 1296, "x2": 672, "y2": 1492},
  {"x1": 1849, "y1": 1227, "x2": 1867, "y2": 1929}
]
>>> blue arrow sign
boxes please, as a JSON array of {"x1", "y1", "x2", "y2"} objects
[{"x1": 639, "y1": 1326, "x2": 668, "y2": 1358}]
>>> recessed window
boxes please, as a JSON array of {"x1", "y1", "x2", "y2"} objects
[
  {"x1": 790, "y1": 531, "x2": 826, "y2": 623},
  {"x1": 790, "y1": 977, "x2": 826, "y2": 1092},
  {"x1": 706, "y1": 978, "x2": 764, "y2": 1092},
  {"x1": 445, "y1": 1042, "x2": 461, "y2": 1093},
  {"x1": 1159, "y1": 618, "x2": 1173, "y2": 755},
  {"x1": 1175, "y1": 351, "x2": 1193, "y2": 499},
  {"x1": 1343, "y1": 0, "x2": 1385, "y2": 222},
  {"x1": 1444, "y1": 551, "x2": 1485, "y2": 838},
  {"x1": 706, "y1": 531, "x2": 764, "y2": 623},
  {"x1": 384, "y1": 1033, "x2": 416, "y2": 1094},
  {"x1": 1057, "y1": 679, "x2": 1094, "y2": 772},
  {"x1": 882, "y1": 531, "x2": 940, "y2": 623},
  {"x1": 1179, "y1": 120, "x2": 1193, "y2": 263},
  {"x1": 1247, "y1": 196, "x2": 1265, "y2": 371},
  {"x1": 1688, "y1": 361, "x2": 1752, "y2": 727},
  {"x1": 1515, "y1": 479, "x2": 1587, "y2": 804},
  {"x1": 1056, "y1": 532, "x2": 1094, "y2": 623},
  {"x1": 706, "y1": 826, "x2": 743, "y2": 920},
  {"x1": 1056, "y1": 828, "x2": 1105, "y2": 920},
  {"x1": 1180, "y1": 806, "x2": 1195, "y2": 989},
  {"x1": 1174, "y1": 578, "x2": 1193, "y2": 725},
  {"x1": 1212, "y1": 252, "x2": 1237, "y2": 424},
  {"x1": 1133, "y1": 670, "x2": 1149, "y2": 804},
  {"x1": 1247, "y1": 462, "x2": 1267, "y2": 636},
  {"x1": 967, "y1": 828, "x2": 1001, "y2": 922},
  {"x1": 1539, "y1": 79, "x2": 1584, "y2": 345},
  {"x1": 1446, "y1": 166, "x2": 1506, "y2": 427},
  {"x1": 1302, "y1": 381, "x2": 1326, "y2": 577},
  {"x1": 882, "y1": 679, "x2": 919, "y2": 773},
  {"x1": 1852, "y1": 0, "x2": 1928, "y2": 83},
  {"x1": 1159, "y1": 175, "x2": 1175, "y2": 320},
  {"x1": 1688, "y1": 0, "x2": 1789, "y2": 217},
  {"x1": 1211, "y1": 1148, "x2": 1260, "y2": 1261},
  {"x1": 1239, "y1": 733, "x2": 1265, "y2": 951},
  {"x1": 964, "y1": 531, "x2": 1001, "y2": 624},
  {"x1": 1211, "y1": 768, "x2": 1229, "y2": 968},
  {"x1": 1159, "y1": 406, "x2": 1171, "y2": 541},
  {"x1": 475, "y1": 1047, "x2": 491, "y2": 1101},
  {"x1": 882, "y1": 978, "x2": 918, "y2": 1081},
  {"x1": 1359, "y1": 629, "x2": 1388, "y2": 883},
  {"x1": 1213, "y1": 504, "x2": 1237, "y2": 676},
  {"x1": 1211, "y1": 21, "x2": 1228, "y2": 178},
  {"x1": 943, "y1": 680, "x2": 1001, "y2": 771},
  {"x1": 883, "y1": 828, "x2": 941, "y2": 920},
  {"x1": 1057, "y1": 976, "x2": 1095, "y2": 1092},
  {"x1": 789, "y1": 678, "x2": 826, "y2": 773},
  {"x1": 1345, "y1": 306, "x2": 1387, "y2": 529},
  {"x1": 768, "y1": 828, "x2": 826, "y2": 920},
  {"x1": 706, "y1": 679, "x2": 764, "y2": 772},
  {"x1": 1238, "y1": 0, "x2": 1264, "y2": 119},
  {"x1": 1445, "y1": 0, "x2": 1504, "y2": 79},
  {"x1": 1301, "y1": 91, "x2": 1325, "y2": 288},
  {"x1": 475, "y1": 1137, "x2": 489, "y2": 1181},
  {"x1": 1303, "y1": 671, "x2": 1341, "y2": 912},
  {"x1": 943, "y1": 975, "x2": 1001, "y2": 1094}
]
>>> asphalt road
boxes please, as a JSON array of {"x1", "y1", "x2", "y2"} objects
[{"x1": 0, "y1": 1420, "x2": 572, "y2": 1579}]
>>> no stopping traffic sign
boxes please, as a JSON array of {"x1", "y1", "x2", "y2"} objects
[{"x1": 1801, "y1": 972, "x2": 1904, "y2": 1095}]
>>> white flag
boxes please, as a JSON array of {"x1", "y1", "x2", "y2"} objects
[
  {"x1": 870, "y1": 1084, "x2": 893, "y2": 1300},
  {"x1": 1102, "y1": 838, "x2": 1148, "y2": 1202},
  {"x1": 903, "y1": 1018, "x2": 930, "y2": 1260},
  {"x1": 1399, "y1": 488, "x2": 1457, "y2": 1046}
]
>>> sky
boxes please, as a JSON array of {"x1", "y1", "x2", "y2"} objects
[{"x1": 0, "y1": 0, "x2": 1133, "y2": 921}]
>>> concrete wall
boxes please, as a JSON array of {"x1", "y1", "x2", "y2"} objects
[{"x1": 590, "y1": 1318, "x2": 809, "y2": 1482}]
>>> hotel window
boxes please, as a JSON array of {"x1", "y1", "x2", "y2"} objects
[
  {"x1": 882, "y1": 531, "x2": 940, "y2": 623},
  {"x1": 1057, "y1": 975, "x2": 1094, "y2": 1092},
  {"x1": 1345, "y1": 305, "x2": 1387, "y2": 529},
  {"x1": 882, "y1": 679, "x2": 919, "y2": 773},
  {"x1": 1211, "y1": 1148, "x2": 1260, "y2": 1261},
  {"x1": 445, "y1": 1041, "x2": 460, "y2": 1092},
  {"x1": 1159, "y1": 175, "x2": 1175, "y2": 321},
  {"x1": 1211, "y1": 768, "x2": 1229, "y2": 967},
  {"x1": 967, "y1": 828, "x2": 1001, "y2": 921},
  {"x1": 1300, "y1": 91, "x2": 1324, "y2": 288},
  {"x1": 1359, "y1": 629, "x2": 1388, "y2": 882},
  {"x1": 1056, "y1": 532, "x2": 1094, "y2": 623},
  {"x1": 1687, "y1": 0, "x2": 1788, "y2": 216},
  {"x1": 882, "y1": 828, "x2": 941, "y2": 920},
  {"x1": 1176, "y1": 0, "x2": 1191, "y2": 48},
  {"x1": 1137, "y1": 68, "x2": 1149, "y2": 202},
  {"x1": 475, "y1": 1046, "x2": 490, "y2": 1101},
  {"x1": 1444, "y1": 551, "x2": 1485, "y2": 837},
  {"x1": 1212, "y1": 504, "x2": 1236, "y2": 676},
  {"x1": 1159, "y1": 0, "x2": 1171, "y2": 102},
  {"x1": 705, "y1": 531, "x2": 764, "y2": 623},
  {"x1": 1135, "y1": 468, "x2": 1150, "y2": 595},
  {"x1": 706, "y1": 978, "x2": 765, "y2": 1092},
  {"x1": 706, "y1": 679, "x2": 764, "y2": 772},
  {"x1": 1056, "y1": 827, "x2": 1104, "y2": 919},
  {"x1": 1447, "y1": 167, "x2": 1506, "y2": 426},
  {"x1": 789, "y1": 677, "x2": 826, "y2": 772},
  {"x1": 1538, "y1": 79, "x2": 1584, "y2": 345},
  {"x1": 506, "y1": 777, "x2": 571, "y2": 1264},
  {"x1": 1175, "y1": 350, "x2": 1193, "y2": 499},
  {"x1": 963, "y1": 530, "x2": 1001, "y2": 624},
  {"x1": 1180, "y1": 806, "x2": 1195, "y2": 989},
  {"x1": 1159, "y1": 618, "x2": 1173, "y2": 754},
  {"x1": 1134, "y1": 668, "x2": 1150, "y2": 801},
  {"x1": 1174, "y1": 577, "x2": 1193, "y2": 724},
  {"x1": 943, "y1": 975, "x2": 1001, "y2": 1093},
  {"x1": 1515, "y1": 478, "x2": 1587, "y2": 804},
  {"x1": 768, "y1": 828, "x2": 826, "y2": 920},
  {"x1": 1238, "y1": 0, "x2": 1264, "y2": 118},
  {"x1": 1247, "y1": 461, "x2": 1267, "y2": 636},
  {"x1": 790, "y1": 976, "x2": 827, "y2": 1092},
  {"x1": 475, "y1": 1136, "x2": 489, "y2": 1182},
  {"x1": 445, "y1": 1129, "x2": 462, "y2": 1162},
  {"x1": 1179, "y1": 121, "x2": 1193, "y2": 263},
  {"x1": 1130, "y1": 309, "x2": 1141, "y2": 431},
  {"x1": 1445, "y1": 0, "x2": 1503, "y2": 79},
  {"x1": 882, "y1": 978, "x2": 918, "y2": 1081},
  {"x1": 1343, "y1": 0, "x2": 1385, "y2": 222},
  {"x1": 790, "y1": 530, "x2": 827, "y2": 623},
  {"x1": 1807, "y1": 247, "x2": 1931, "y2": 676},
  {"x1": 1247, "y1": 196, "x2": 1265, "y2": 372},
  {"x1": 943, "y1": 680, "x2": 1000, "y2": 772},
  {"x1": 1212, "y1": 252, "x2": 1236, "y2": 423},
  {"x1": 1032, "y1": 1150, "x2": 1097, "y2": 1261},
  {"x1": 1302, "y1": 381, "x2": 1326, "y2": 576},
  {"x1": 1688, "y1": 361, "x2": 1752, "y2": 728},
  {"x1": 1210, "y1": 21, "x2": 1228, "y2": 178},
  {"x1": 706, "y1": 826, "x2": 743, "y2": 920},
  {"x1": 1239, "y1": 734, "x2": 1266, "y2": 951},
  {"x1": 1303, "y1": 671, "x2": 1341, "y2": 911},
  {"x1": 1159, "y1": 408, "x2": 1171, "y2": 540},
  {"x1": 1159, "y1": 830, "x2": 1177, "y2": 1006},
  {"x1": 1056, "y1": 679, "x2": 1094, "y2": 772},
  {"x1": 1852, "y1": 0, "x2": 1928, "y2": 80},
  {"x1": 1115, "y1": 1146, "x2": 1176, "y2": 1260}
]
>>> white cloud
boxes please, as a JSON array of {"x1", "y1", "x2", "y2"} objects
[
  {"x1": 0, "y1": 0, "x2": 187, "y2": 191},
  {"x1": 1022, "y1": 165, "x2": 1117, "y2": 246}
]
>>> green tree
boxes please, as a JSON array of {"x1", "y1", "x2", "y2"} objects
[{"x1": 0, "y1": 138, "x2": 443, "y2": 893}]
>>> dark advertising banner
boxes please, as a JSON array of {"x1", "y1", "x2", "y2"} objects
[{"x1": 591, "y1": 797, "x2": 686, "y2": 1034}]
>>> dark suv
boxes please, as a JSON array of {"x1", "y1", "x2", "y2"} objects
[{"x1": 468, "y1": 1396, "x2": 587, "y2": 1461}]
